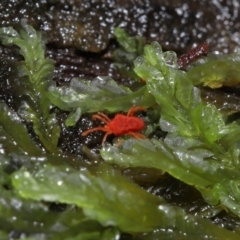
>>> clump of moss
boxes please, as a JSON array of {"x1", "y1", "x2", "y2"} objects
[
  {"x1": 1, "y1": 21, "x2": 240, "y2": 239},
  {"x1": 0, "y1": 19, "x2": 60, "y2": 154}
]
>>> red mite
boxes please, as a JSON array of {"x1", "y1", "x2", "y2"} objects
[{"x1": 82, "y1": 106, "x2": 146, "y2": 145}]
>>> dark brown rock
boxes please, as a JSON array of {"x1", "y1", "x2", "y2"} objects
[{"x1": 1, "y1": 0, "x2": 240, "y2": 53}]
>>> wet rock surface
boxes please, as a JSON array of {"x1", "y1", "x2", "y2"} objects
[
  {"x1": 1, "y1": 1, "x2": 240, "y2": 91},
  {"x1": 1, "y1": 0, "x2": 240, "y2": 53}
]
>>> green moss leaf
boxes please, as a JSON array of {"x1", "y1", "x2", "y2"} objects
[
  {"x1": 0, "y1": 20, "x2": 60, "y2": 153},
  {"x1": 48, "y1": 77, "x2": 155, "y2": 125},
  {"x1": 0, "y1": 190, "x2": 116, "y2": 239},
  {"x1": 134, "y1": 41, "x2": 240, "y2": 157},
  {"x1": 101, "y1": 138, "x2": 240, "y2": 218},
  {"x1": 11, "y1": 163, "x2": 240, "y2": 238},
  {"x1": 0, "y1": 154, "x2": 117, "y2": 239},
  {"x1": 0, "y1": 102, "x2": 41, "y2": 155},
  {"x1": 101, "y1": 139, "x2": 231, "y2": 187},
  {"x1": 102, "y1": 40, "x2": 240, "y2": 218},
  {"x1": 114, "y1": 27, "x2": 138, "y2": 53},
  {"x1": 65, "y1": 107, "x2": 82, "y2": 127},
  {"x1": 0, "y1": 19, "x2": 54, "y2": 95},
  {"x1": 0, "y1": 187, "x2": 68, "y2": 235},
  {"x1": 113, "y1": 27, "x2": 145, "y2": 81},
  {"x1": 213, "y1": 180, "x2": 240, "y2": 217},
  {"x1": 187, "y1": 50, "x2": 240, "y2": 88},
  {"x1": 11, "y1": 164, "x2": 163, "y2": 232}
]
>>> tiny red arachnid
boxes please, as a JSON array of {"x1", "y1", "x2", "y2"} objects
[{"x1": 82, "y1": 106, "x2": 146, "y2": 145}]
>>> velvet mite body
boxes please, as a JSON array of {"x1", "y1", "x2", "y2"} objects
[{"x1": 82, "y1": 106, "x2": 146, "y2": 145}]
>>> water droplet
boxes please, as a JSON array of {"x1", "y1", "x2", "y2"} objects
[
  {"x1": 23, "y1": 171, "x2": 30, "y2": 178},
  {"x1": 57, "y1": 180, "x2": 63, "y2": 186}
]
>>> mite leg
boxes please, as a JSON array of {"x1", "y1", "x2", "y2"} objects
[
  {"x1": 101, "y1": 131, "x2": 112, "y2": 145},
  {"x1": 127, "y1": 106, "x2": 146, "y2": 117},
  {"x1": 126, "y1": 132, "x2": 146, "y2": 139},
  {"x1": 92, "y1": 113, "x2": 111, "y2": 124},
  {"x1": 81, "y1": 127, "x2": 107, "y2": 136}
]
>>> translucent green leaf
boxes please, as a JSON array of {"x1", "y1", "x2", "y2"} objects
[
  {"x1": 135, "y1": 45, "x2": 195, "y2": 137},
  {"x1": 101, "y1": 139, "x2": 230, "y2": 188},
  {"x1": 187, "y1": 50, "x2": 240, "y2": 88},
  {"x1": 11, "y1": 164, "x2": 163, "y2": 232},
  {"x1": 48, "y1": 77, "x2": 155, "y2": 114},
  {"x1": 113, "y1": 27, "x2": 145, "y2": 81},
  {"x1": 11, "y1": 164, "x2": 238, "y2": 238},
  {"x1": 0, "y1": 20, "x2": 60, "y2": 153},
  {"x1": 213, "y1": 180, "x2": 240, "y2": 217},
  {"x1": 65, "y1": 107, "x2": 82, "y2": 127},
  {"x1": 0, "y1": 154, "x2": 117, "y2": 238},
  {"x1": 0, "y1": 19, "x2": 54, "y2": 92},
  {"x1": 0, "y1": 188, "x2": 69, "y2": 235},
  {"x1": 0, "y1": 102, "x2": 41, "y2": 155},
  {"x1": 114, "y1": 27, "x2": 145, "y2": 57},
  {"x1": 114, "y1": 27, "x2": 137, "y2": 53},
  {"x1": 134, "y1": 41, "x2": 240, "y2": 157},
  {"x1": 101, "y1": 138, "x2": 240, "y2": 218},
  {"x1": 0, "y1": 191, "x2": 115, "y2": 239}
]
